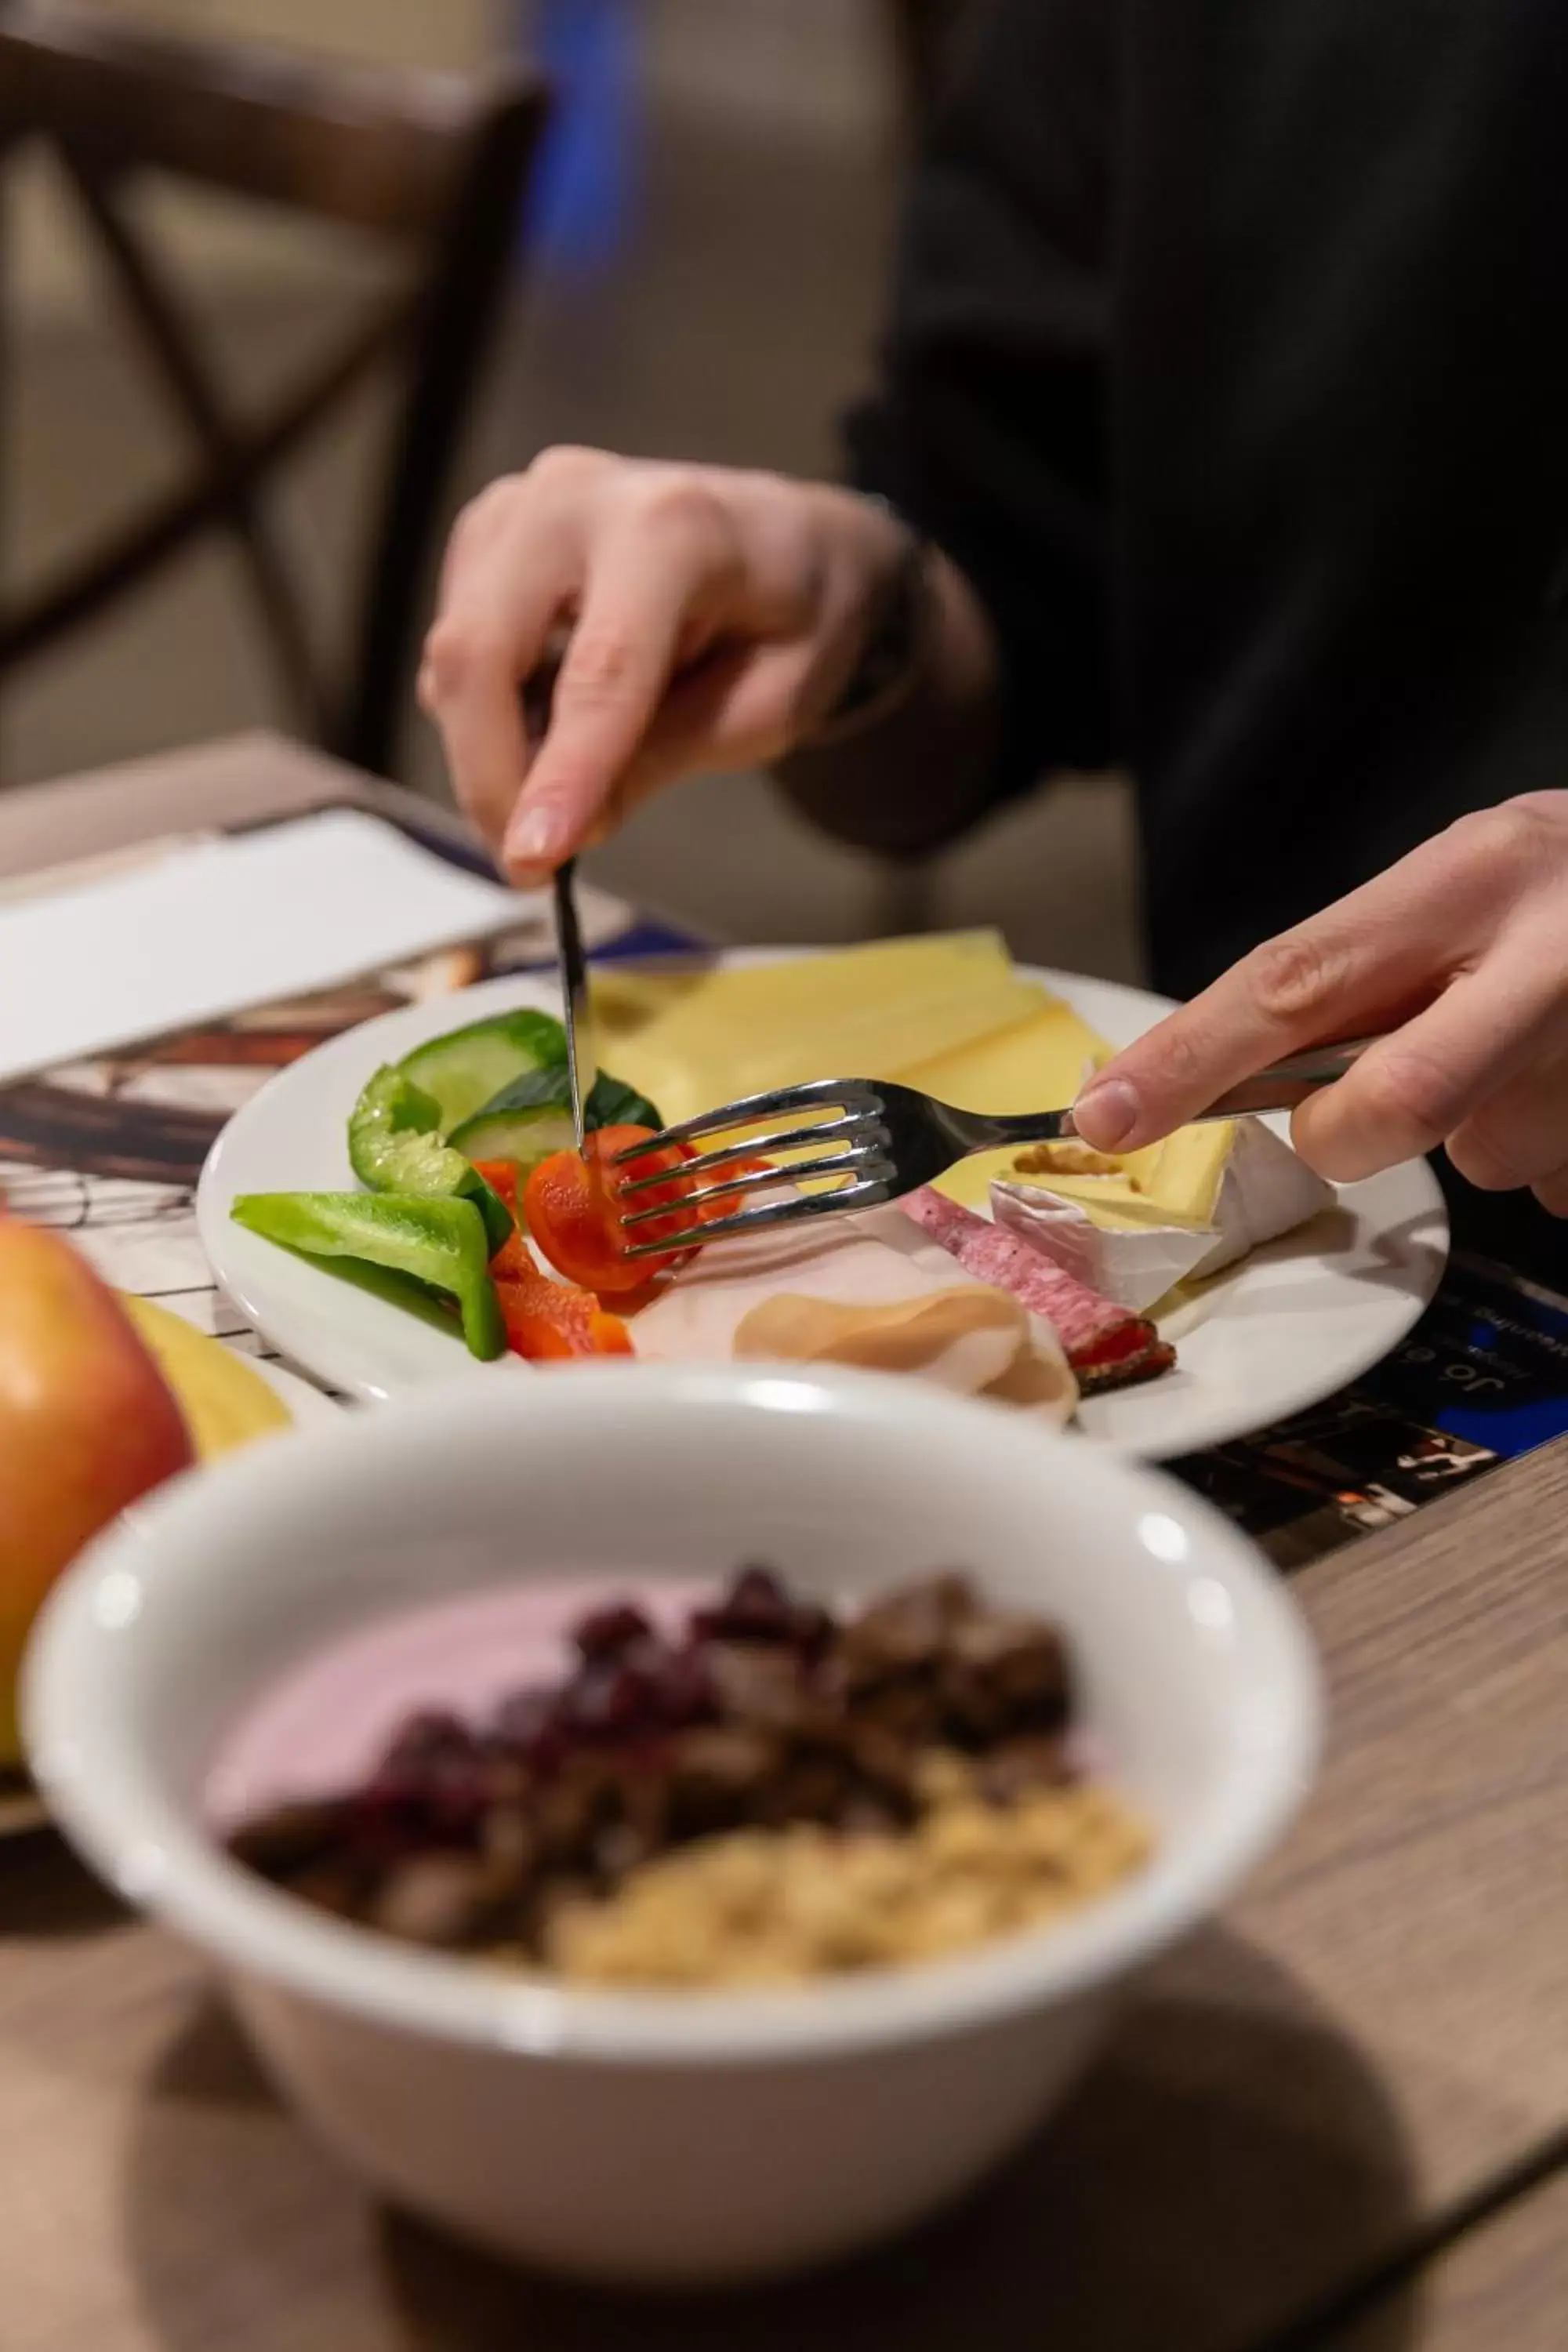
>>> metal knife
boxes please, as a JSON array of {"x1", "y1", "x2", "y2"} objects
[{"x1": 552, "y1": 857, "x2": 597, "y2": 1154}]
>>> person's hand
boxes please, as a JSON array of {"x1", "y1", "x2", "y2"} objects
[
  {"x1": 1073, "y1": 794, "x2": 1568, "y2": 1212},
  {"x1": 418, "y1": 448, "x2": 910, "y2": 881}
]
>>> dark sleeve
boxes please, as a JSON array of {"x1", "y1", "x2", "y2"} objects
[{"x1": 847, "y1": 0, "x2": 1118, "y2": 800}]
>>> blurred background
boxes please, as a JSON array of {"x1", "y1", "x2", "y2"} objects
[{"x1": 3, "y1": 0, "x2": 1138, "y2": 976}]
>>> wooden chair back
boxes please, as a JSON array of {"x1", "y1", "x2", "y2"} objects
[{"x1": 0, "y1": 0, "x2": 550, "y2": 777}]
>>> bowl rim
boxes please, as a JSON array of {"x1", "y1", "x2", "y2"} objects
[{"x1": 24, "y1": 1363, "x2": 1322, "y2": 2066}]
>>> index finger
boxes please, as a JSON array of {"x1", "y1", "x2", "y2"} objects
[
  {"x1": 503, "y1": 503, "x2": 738, "y2": 880},
  {"x1": 419, "y1": 532, "x2": 573, "y2": 852},
  {"x1": 1072, "y1": 848, "x2": 1487, "y2": 1152}
]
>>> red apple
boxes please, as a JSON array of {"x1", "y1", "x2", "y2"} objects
[{"x1": 0, "y1": 1217, "x2": 193, "y2": 1765}]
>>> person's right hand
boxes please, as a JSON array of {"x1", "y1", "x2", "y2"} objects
[{"x1": 417, "y1": 448, "x2": 912, "y2": 883}]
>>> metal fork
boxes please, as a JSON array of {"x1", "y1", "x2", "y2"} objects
[{"x1": 610, "y1": 1037, "x2": 1378, "y2": 1258}]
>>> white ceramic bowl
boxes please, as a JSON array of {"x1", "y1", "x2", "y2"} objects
[{"x1": 24, "y1": 1365, "x2": 1319, "y2": 2286}]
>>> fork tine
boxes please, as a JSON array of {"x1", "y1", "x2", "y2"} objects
[
  {"x1": 621, "y1": 1175, "x2": 896, "y2": 1258},
  {"x1": 619, "y1": 1145, "x2": 887, "y2": 1229},
  {"x1": 610, "y1": 1077, "x2": 882, "y2": 1163},
  {"x1": 616, "y1": 1111, "x2": 882, "y2": 1196}
]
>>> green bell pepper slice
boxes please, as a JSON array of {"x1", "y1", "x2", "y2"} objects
[
  {"x1": 347, "y1": 1065, "x2": 512, "y2": 1254},
  {"x1": 231, "y1": 1191, "x2": 506, "y2": 1360}
]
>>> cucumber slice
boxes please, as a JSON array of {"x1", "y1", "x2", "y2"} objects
[
  {"x1": 448, "y1": 1089, "x2": 576, "y2": 1172},
  {"x1": 448, "y1": 1066, "x2": 665, "y2": 1172},
  {"x1": 399, "y1": 1009, "x2": 566, "y2": 1134},
  {"x1": 347, "y1": 1066, "x2": 512, "y2": 1254}
]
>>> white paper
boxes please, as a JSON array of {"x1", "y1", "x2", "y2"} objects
[{"x1": 0, "y1": 808, "x2": 532, "y2": 1082}]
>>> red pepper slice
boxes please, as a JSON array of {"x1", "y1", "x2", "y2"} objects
[
  {"x1": 495, "y1": 1262, "x2": 633, "y2": 1359},
  {"x1": 524, "y1": 1125, "x2": 698, "y2": 1293},
  {"x1": 488, "y1": 1229, "x2": 532, "y2": 1281},
  {"x1": 471, "y1": 1160, "x2": 518, "y2": 1214}
]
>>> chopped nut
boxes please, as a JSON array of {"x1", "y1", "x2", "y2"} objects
[
  {"x1": 543, "y1": 1779, "x2": 1149, "y2": 1988},
  {"x1": 666, "y1": 1726, "x2": 782, "y2": 1836},
  {"x1": 976, "y1": 1735, "x2": 1072, "y2": 1806},
  {"x1": 227, "y1": 1798, "x2": 346, "y2": 1880},
  {"x1": 704, "y1": 1640, "x2": 811, "y2": 1731},
  {"x1": 370, "y1": 1853, "x2": 495, "y2": 1948},
  {"x1": 840, "y1": 1575, "x2": 977, "y2": 1680}
]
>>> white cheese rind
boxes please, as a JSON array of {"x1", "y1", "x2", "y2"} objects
[
  {"x1": 992, "y1": 1117, "x2": 1335, "y2": 1313},
  {"x1": 990, "y1": 1188, "x2": 1216, "y2": 1313}
]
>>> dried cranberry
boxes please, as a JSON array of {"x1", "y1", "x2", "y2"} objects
[
  {"x1": 380, "y1": 1708, "x2": 476, "y2": 1773},
  {"x1": 423, "y1": 1755, "x2": 490, "y2": 1839},
  {"x1": 691, "y1": 1565, "x2": 797, "y2": 1644},
  {"x1": 572, "y1": 1600, "x2": 655, "y2": 1661},
  {"x1": 788, "y1": 1600, "x2": 834, "y2": 1658},
  {"x1": 492, "y1": 1686, "x2": 569, "y2": 1772},
  {"x1": 649, "y1": 1641, "x2": 715, "y2": 1728},
  {"x1": 565, "y1": 1661, "x2": 659, "y2": 1741},
  {"x1": 346, "y1": 1770, "x2": 425, "y2": 1860}
]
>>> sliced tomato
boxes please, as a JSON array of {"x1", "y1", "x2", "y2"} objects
[
  {"x1": 673, "y1": 1137, "x2": 777, "y2": 1218},
  {"x1": 495, "y1": 1263, "x2": 633, "y2": 1359},
  {"x1": 524, "y1": 1125, "x2": 698, "y2": 1292}
]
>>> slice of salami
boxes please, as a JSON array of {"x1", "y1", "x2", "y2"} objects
[{"x1": 902, "y1": 1189, "x2": 1174, "y2": 1393}]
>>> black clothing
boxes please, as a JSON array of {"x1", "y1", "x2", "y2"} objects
[{"x1": 849, "y1": 0, "x2": 1568, "y2": 1007}]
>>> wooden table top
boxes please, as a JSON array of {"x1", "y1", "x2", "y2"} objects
[{"x1": 4, "y1": 736, "x2": 1566, "y2": 2351}]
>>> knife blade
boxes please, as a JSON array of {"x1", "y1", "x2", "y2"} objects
[{"x1": 552, "y1": 857, "x2": 598, "y2": 1154}]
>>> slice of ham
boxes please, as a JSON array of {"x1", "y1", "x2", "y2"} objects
[
  {"x1": 629, "y1": 1201, "x2": 1077, "y2": 1422},
  {"x1": 902, "y1": 1188, "x2": 1175, "y2": 1395}
]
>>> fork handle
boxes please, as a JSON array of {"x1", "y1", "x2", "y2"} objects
[
  {"x1": 1189, "y1": 1036, "x2": 1382, "y2": 1120},
  {"x1": 971, "y1": 1036, "x2": 1383, "y2": 1147}
]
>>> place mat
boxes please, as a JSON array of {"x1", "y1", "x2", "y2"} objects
[{"x1": 1167, "y1": 1253, "x2": 1568, "y2": 1568}]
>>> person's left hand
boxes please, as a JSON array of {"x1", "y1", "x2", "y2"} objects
[{"x1": 1073, "y1": 793, "x2": 1568, "y2": 1213}]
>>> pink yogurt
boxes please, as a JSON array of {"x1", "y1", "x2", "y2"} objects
[{"x1": 204, "y1": 1578, "x2": 711, "y2": 1828}]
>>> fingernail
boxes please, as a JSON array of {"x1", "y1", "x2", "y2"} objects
[
  {"x1": 506, "y1": 804, "x2": 566, "y2": 879},
  {"x1": 1073, "y1": 1077, "x2": 1140, "y2": 1150}
]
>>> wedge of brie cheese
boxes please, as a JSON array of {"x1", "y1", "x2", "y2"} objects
[{"x1": 990, "y1": 1117, "x2": 1335, "y2": 1314}]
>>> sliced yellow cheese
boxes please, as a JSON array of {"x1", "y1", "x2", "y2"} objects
[
  {"x1": 593, "y1": 932, "x2": 1045, "y2": 1126},
  {"x1": 898, "y1": 994, "x2": 1112, "y2": 1115},
  {"x1": 587, "y1": 935, "x2": 1232, "y2": 1240},
  {"x1": 916, "y1": 996, "x2": 1113, "y2": 1211},
  {"x1": 123, "y1": 1297, "x2": 291, "y2": 1460}
]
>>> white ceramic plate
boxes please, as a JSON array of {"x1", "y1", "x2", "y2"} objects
[
  {"x1": 197, "y1": 962, "x2": 1448, "y2": 1457},
  {"x1": 248, "y1": 1354, "x2": 339, "y2": 1426}
]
